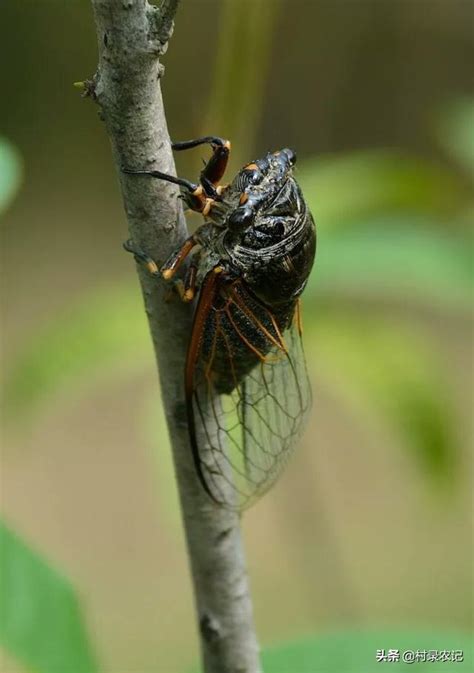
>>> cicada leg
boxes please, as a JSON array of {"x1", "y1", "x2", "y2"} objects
[
  {"x1": 122, "y1": 135, "x2": 231, "y2": 292},
  {"x1": 171, "y1": 136, "x2": 231, "y2": 187},
  {"x1": 164, "y1": 262, "x2": 199, "y2": 303},
  {"x1": 183, "y1": 263, "x2": 198, "y2": 302},
  {"x1": 123, "y1": 239, "x2": 160, "y2": 276},
  {"x1": 122, "y1": 165, "x2": 209, "y2": 212},
  {"x1": 123, "y1": 233, "x2": 202, "y2": 305},
  {"x1": 160, "y1": 234, "x2": 199, "y2": 280},
  {"x1": 124, "y1": 234, "x2": 198, "y2": 277},
  {"x1": 122, "y1": 136, "x2": 231, "y2": 216}
]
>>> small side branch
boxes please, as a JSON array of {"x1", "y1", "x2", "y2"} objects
[{"x1": 88, "y1": 1, "x2": 261, "y2": 671}]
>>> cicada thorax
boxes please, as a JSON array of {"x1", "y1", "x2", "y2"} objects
[
  {"x1": 236, "y1": 210, "x2": 316, "y2": 307},
  {"x1": 216, "y1": 164, "x2": 317, "y2": 308}
]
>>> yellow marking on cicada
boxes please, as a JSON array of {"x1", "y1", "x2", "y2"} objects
[
  {"x1": 239, "y1": 192, "x2": 249, "y2": 205},
  {"x1": 202, "y1": 198, "x2": 215, "y2": 217},
  {"x1": 244, "y1": 162, "x2": 258, "y2": 171},
  {"x1": 216, "y1": 184, "x2": 229, "y2": 196},
  {"x1": 145, "y1": 260, "x2": 159, "y2": 275},
  {"x1": 162, "y1": 268, "x2": 174, "y2": 280},
  {"x1": 184, "y1": 287, "x2": 195, "y2": 302},
  {"x1": 295, "y1": 298, "x2": 303, "y2": 336}
]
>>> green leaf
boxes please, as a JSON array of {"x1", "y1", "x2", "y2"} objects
[
  {"x1": 0, "y1": 137, "x2": 22, "y2": 217},
  {"x1": 0, "y1": 522, "x2": 98, "y2": 672},
  {"x1": 260, "y1": 630, "x2": 473, "y2": 672},
  {"x1": 307, "y1": 315, "x2": 459, "y2": 483},
  {"x1": 436, "y1": 98, "x2": 474, "y2": 175},
  {"x1": 3, "y1": 283, "x2": 152, "y2": 422},
  {"x1": 308, "y1": 216, "x2": 473, "y2": 312},
  {"x1": 298, "y1": 150, "x2": 468, "y2": 230}
]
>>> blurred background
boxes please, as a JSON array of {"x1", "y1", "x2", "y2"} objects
[{"x1": 1, "y1": 1, "x2": 473, "y2": 672}]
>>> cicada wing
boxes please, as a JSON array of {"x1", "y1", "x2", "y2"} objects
[
  {"x1": 234, "y1": 316, "x2": 312, "y2": 504},
  {"x1": 187, "y1": 273, "x2": 312, "y2": 510}
]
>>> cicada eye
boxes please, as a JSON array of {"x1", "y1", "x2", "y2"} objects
[
  {"x1": 228, "y1": 205, "x2": 254, "y2": 230},
  {"x1": 241, "y1": 168, "x2": 262, "y2": 186},
  {"x1": 234, "y1": 166, "x2": 262, "y2": 191}
]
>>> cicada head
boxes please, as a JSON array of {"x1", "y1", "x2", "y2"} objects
[
  {"x1": 224, "y1": 148, "x2": 299, "y2": 239},
  {"x1": 219, "y1": 149, "x2": 316, "y2": 306}
]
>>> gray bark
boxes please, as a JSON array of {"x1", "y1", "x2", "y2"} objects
[{"x1": 88, "y1": 2, "x2": 262, "y2": 671}]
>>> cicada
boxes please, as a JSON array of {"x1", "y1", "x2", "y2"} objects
[{"x1": 124, "y1": 137, "x2": 316, "y2": 510}]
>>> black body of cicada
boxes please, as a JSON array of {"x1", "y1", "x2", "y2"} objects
[{"x1": 124, "y1": 139, "x2": 316, "y2": 510}]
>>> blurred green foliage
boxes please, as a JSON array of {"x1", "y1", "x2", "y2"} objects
[
  {"x1": 0, "y1": 523, "x2": 97, "y2": 673},
  {"x1": 204, "y1": 0, "x2": 282, "y2": 164},
  {"x1": 3, "y1": 285, "x2": 150, "y2": 423},
  {"x1": 258, "y1": 630, "x2": 473, "y2": 673},
  {"x1": 312, "y1": 315, "x2": 458, "y2": 482},
  {"x1": 308, "y1": 216, "x2": 472, "y2": 312},
  {"x1": 0, "y1": 137, "x2": 22, "y2": 217},
  {"x1": 298, "y1": 151, "x2": 470, "y2": 230},
  {"x1": 436, "y1": 98, "x2": 474, "y2": 175},
  {"x1": 0, "y1": 138, "x2": 98, "y2": 671}
]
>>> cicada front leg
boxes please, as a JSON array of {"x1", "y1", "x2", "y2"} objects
[
  {"x1": 122, "y1": 135, "x2": 231, "y2": 217},
  {"x1": 121, "y1": 136, "x2": 230, "y2": 295},
  {"x1": 172, "y1": 135, "x2": 231, "y2": 192}
]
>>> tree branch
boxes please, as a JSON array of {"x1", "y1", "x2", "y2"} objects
[{"x1": 88, "y1": 1, "x2": 261, "y2": 671}]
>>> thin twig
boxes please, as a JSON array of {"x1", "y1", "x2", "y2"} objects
[{"x1": 88, "y1": 1, "x2": 261, "y2": 671}]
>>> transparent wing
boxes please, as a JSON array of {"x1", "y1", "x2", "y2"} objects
[{"x1": 187, "y1": 277, "x2": 312, "y2": 510}]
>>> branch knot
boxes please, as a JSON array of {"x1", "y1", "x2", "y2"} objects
[
  {"x1": 200, "y1": 613, "x2": 222, "y2": 644},
  {"x1": 147, "y1": 0, "x2": 178, "y2": 57}
]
